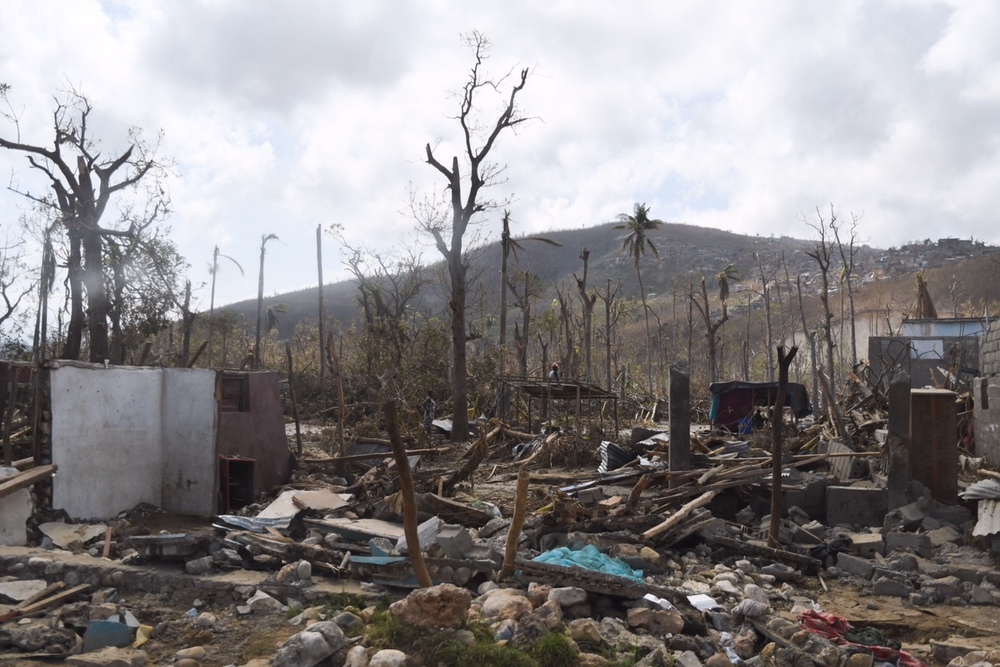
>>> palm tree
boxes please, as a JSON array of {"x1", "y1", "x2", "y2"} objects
[
  {"x1": 208, "y1": 245, "x2": 243, "y2": 367},
  {"x1": 716, "y1": 263, "x2": 741, "y2": 312},
  {"x1": 615, "y1": 202, "x2": 662, "y2": 393},
  {"x1": 254, "y1": 233, "x2": 280, "y2": 369}
]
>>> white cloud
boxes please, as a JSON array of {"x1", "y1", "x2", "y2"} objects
[{"x1": 2, "y1": 0, "x2": 1000, "y2": 309}]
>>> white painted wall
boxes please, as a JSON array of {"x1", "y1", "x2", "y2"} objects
[
  {"x1": 0, "y1": 467, "x2": 32, "y2": 546},
  {"x1": 50, "y1": 364, "x2": 220, "y2": 519},
  {"x1": 52, "y1": 365, "x2": 164, "y2": 519},
  {"x1": 161, "y1": 369, "x2": 218, "y2": 516}
]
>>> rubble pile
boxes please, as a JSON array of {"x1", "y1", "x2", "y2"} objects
[{"x1": 4, "y1": 372, "x2": 1000, "y2": 665}]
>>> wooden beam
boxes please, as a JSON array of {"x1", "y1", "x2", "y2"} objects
[{"x1": 0, "y1": 464, "x2": 56, "y2": 501}]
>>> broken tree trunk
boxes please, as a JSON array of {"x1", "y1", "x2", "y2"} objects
[
  {"x1": 641, "y1": 489, "x2": 719, "y2": 541},
  {"x1": 383, "y1": 399, "x2": 432, "y2": 588},
  {"x1": 443, "y1": 425, "x2": 502, "y2": 494},
  {"x1": 501, "y1": 466, "x2": 531, "y2": 579},
  {"x1": 769, "y1": 345, "x2": 797, "y2": 549}
]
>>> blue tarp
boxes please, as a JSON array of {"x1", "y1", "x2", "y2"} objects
[{"x1": 533, "y1": 544, "x2": 644, "y2": 581}]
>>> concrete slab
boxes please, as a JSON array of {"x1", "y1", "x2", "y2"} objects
[
  {"x1": 0, "y1": 579, "x2": 48, "y2": 603},
  {"x1": 39, "y1": 522, "x2": 108, "y2": 550},
  {"x1": 826, "y1": 485, "x2": 888, "y2": 527}
]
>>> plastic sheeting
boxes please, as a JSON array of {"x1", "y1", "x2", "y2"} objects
[{"x1": 533, "y1": 544, "x2": 644, "y2": 581}]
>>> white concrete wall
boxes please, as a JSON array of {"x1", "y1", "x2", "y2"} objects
[
  {"x1": 161, "y1": 369, "x2": 218, "y2": 516},
  {"x1": 0, "y1": 467, "x2": 32, "y2": 546},
  {"x1": 51, "y1": 365, "x2": 165, "y2": 519}
]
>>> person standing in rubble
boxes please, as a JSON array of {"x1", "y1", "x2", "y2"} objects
[
  {"x1": 548, "y1": 363, "x2": 559, "y2": 381},
  {"x1": 420, "y1": 390, "x2": 436, "y2": 436}
]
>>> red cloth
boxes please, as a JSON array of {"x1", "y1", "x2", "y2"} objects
[{"x1": 798, "y1": 609, "x2": 928, "y2": 667}]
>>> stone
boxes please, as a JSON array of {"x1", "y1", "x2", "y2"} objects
[
  {"x1": 569, "y1": 618, "x2": 603, "y2": 645},
  {"x1": 296, "y1": 560, "x2": 313, "y2": 581},
  {"x1": 389, "y1": 583, "x2": 472, "y2": 629},
  {"x1": 844, "y1": 653, "x2": 874, "y2": 667},
  {"x1": 247, "y1": 590, "x2": 283, "y2": 612},
  {"x1": 760, "y1": 563, "x2": 797, "y2": 581},
  {"x1": 548, "y1": 586, "x2": 587, "y2": 608},
  {"x1": 0, "y1": 619, "x2": 79, "y2": 653},
  {"x1": 705, "y1": 654, "x2": 733, "y2": 667},
  {"x1": 344, "y1": 645, "x2": 370, "y2": 667},
  {"x1": 872, "y1": 577, "x2": 910, "y2": 597},
  {"x1": 368, "y1": 649, "x2": 410, "y2": 667},
  {"x1": 533, "y1": 599, "x2": 564, "y2": 630},
  {"x1": 970, "y1": 584, "x2": 993, "y2": 604},
  {"x1": 65, "y1": 647, "x2": 148, "y2": 667},
  {"x1": 527, "y1": 581, "x2": 552, "y2": 607},
  {"x1": 175, "y1": 646, "x2": 207, "y2": 661},
  {"x1": 577, "y1": 654, "x2": 611, "y2": 666},
  {"x1": 675, "y1": 650, "x2": 704, "y2": 667},
  {"x1": 272, "y1": 621, "x2": 351, "y2": 667},
  {"x1": 175, "y1": 660, "x2": 200, "y2": 667},
  {"x1": 195, "y1": 612, "x2": 217, "y2": 628},
  {"x1": 480, "y1": 588, "x2": 533, "y2": 621},
  {"x1": 477, "y1": 581, "x2": 499, "y2": 596},
  {"x1": 185, "y1": 556, "x2": 213, "y2": 575},
  {"x1": 882, "y1": 501, "x2": 926, "y2": 532},
  {"x1": 334, "y1": 611, "x2": 365, "y2": 631}
]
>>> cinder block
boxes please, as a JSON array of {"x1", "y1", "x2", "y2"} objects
[
  {"x1": 872, "y1": 577, "x2": 910, "y2": 597},
  {"x1": 826, "y1": 486, "x2": 888, "y2": 527},
  {"x1": 885, "y1": 531, "x2": 932, "y2": 557},
  {"x1": 836, "y1": 552, "x2": 875, "y2": 580},
  {"x1": 847, "y1": 532, "x2": 885, "y2": 559}
]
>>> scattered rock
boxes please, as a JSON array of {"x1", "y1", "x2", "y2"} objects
[{"x1": 389, "y1": 583, "x2": 472, "y2": 629}]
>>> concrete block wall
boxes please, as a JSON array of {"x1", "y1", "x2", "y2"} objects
[{"x1": 975, "y1": 321, "x2": 1000, "y2": 467}]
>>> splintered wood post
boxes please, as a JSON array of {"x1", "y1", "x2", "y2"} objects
[
  {"x1": 668, "y1": 366, "x2": 691, "y2": 488},
  {"x1": 641, "y1": 489, "x2": 719, "y2": 541},
  {"x1": 286, "y1": 343, "x2": 303, "y2": 456},
  {"x1": 627, "y1": 473, "x2": 650, "y2": 511},
  {"x1": 769, "y1": 345, "x2": 798, "y2": 549},
  {"x1": 326, "y1": 332, "x2": 346, "y2": 458},
  {"x1": 383, "y1": 399, "x2": 432, "y2": 587},
  {"x1": 443, "y1": 425, "x2": 501, "y2": 494},
  {"x1": 887, "y1": 373, "x2": 911, "y2": 510},
  {"x1": 187, "y1": 341, "x2": 209, "y2": 367},
  {"x1": 501, "y1": 465, "x2": 531, "y2": 579}
]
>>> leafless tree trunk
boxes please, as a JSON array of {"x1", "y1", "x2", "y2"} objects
[
  {"x1": 832, "y1": 212, "x2": 861, "y2": 369},
  {"x1": 316, "y1": 224, "x2": 326, "y2": 389},
  {"x1": 575, "y1": 249, "x2": 597, "y2": 381},
  {"x1": 690, "y1": 277, "x2": 730, "y2": 383},
  {"x1": 596, "y1": 278, "x2": 622, "y2": 391},
  {"x1": 419, "y1": 32, "x2": 530, "y2": 442},
  {"x1": 805, "y1": 206, "x2": 838, "y2": 401}
]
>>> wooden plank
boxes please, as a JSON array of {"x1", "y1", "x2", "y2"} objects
[
  {"x1": 15, "y1": 581, "x2": 66, "y2": 610},
  {"x1": 0, "y1": 464, "x2": 57, "y2": 501},
  {"x1": 0, "y1": 584, "x2": 90, "y2": 622}
]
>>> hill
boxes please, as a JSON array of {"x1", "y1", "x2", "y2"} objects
[{"x1": 216, "y1": 221, "x2": 1000, "y2": 352}]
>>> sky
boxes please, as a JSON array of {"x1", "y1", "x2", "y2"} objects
[{"x1": 2, "y1": 0, "x2": 1000, "y2": 310}]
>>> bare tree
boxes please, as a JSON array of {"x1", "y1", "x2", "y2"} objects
[
  {"x1": 509, "y1": 268, "x2": 543, "y2": 379},
  {"x1": 0, "y1": 88, "x2": 170, "y2": 362},
  {"x1": 595, "y1": 278, "x2": 623, "y2": 391},
  {"x1": 498, "y1": 210, "x2": 559, "y2": 373},
  {"x1": 831, "y1": 212, "x2": 862, "y2": 369},
  {"x1": 690, "y1": 265, "x2": 739, "y2": 383},
  {"x1": 0, "y1": 226, "x2": 33, "y2": 330},
  {"x1": 804, "y1": 206, "x2": 839, "y2": 397},
  {"x1": 575, "y1": 248, "x2": 597, "y2": 381},
  {"x1": 754, "y1": 253, "x2": 778, "y2": 381},
  {"x1": 418, "y1": 32, "x2": 530, "y2": 442}
]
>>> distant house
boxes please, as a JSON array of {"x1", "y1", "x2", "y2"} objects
[{"x1": 868, "y1": 317, "x2": 984, "y2": 390}]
